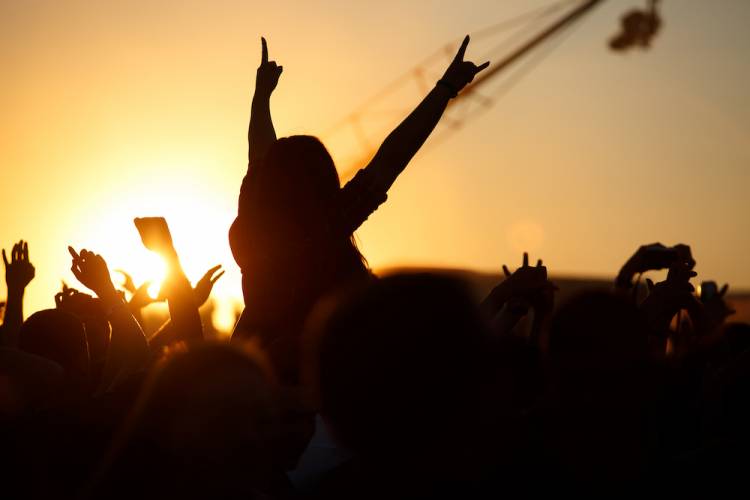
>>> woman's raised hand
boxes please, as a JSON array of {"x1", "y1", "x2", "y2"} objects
[
  {"x1": 439, "y1": 35, "x2": 490, "y2": 96},
  {"x1": 256, "y1": 37, "x2": 283, "y2": 96}
]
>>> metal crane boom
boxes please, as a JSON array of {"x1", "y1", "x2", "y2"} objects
[{"x1": 460, "y1": 0, "x2": 604, "y2": 98}]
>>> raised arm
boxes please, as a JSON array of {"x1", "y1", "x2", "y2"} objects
[
  {"x1": 68, "y1": 247, "x2": 150, "y2": 391},
  {"x1": 133, "y1": 217, "x2": 203, "y2": 346},
  {"x1": 160, "y1": 249, "x2": 204, "y2": 344},
  {"x1": 248, "y1": 37, "x2": 283, "y2": 171},
  {"x1": 364, "y1": 35, "x2": 489, "y2": 192},
  {"x1": 1, "y1": 241, "x2": 35, "y2": 347},
  {"x1": 147, "y1": 264, "x2": 223, "y2": 353},
  {"x1": 614, "y1": 243, "x2": 694, "y2": 296}
]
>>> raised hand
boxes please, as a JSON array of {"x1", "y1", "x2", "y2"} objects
[
  {"x1": 113, "y1": 269, "x2": 163, "y2": 310},
  {"x1": 134, "y1": 217, "x2": 176, "y2": 258},
  {"x1": 672, "y1": 244, "x2": 695, "y2": 270},
  {"x1": 482, "y1": 252, "x2": 555, "y2": 318},
  {"x1": 643, "y1": 259, "x2": 698, "y2": 302},
  {"x1": 697, "y1": 281, "x2": 735, "y2": 334},
  {"x1": 439, "y1": 35, "x2": 490, "y2": 96},
  {"x1": 616, "y1": 242, "x2": 694, "y2": 292},
  {"x1": 194, "y1": 264, "x2": 224, "y2": 307},
  {"x1": 256, "y1": 37, "x2": 283, "y2": 96},
  {"x1": 628, "y1": 242, "x2": 694, "y2": 274},
  {"x1": 115, "y1": 270, "x2": 138, "y2": 295},
  {"x1": 55, "y1": 284, "x2": 106, "y2": 318},
  {"x1": 68, "y1": 246, "x2": 118, "y2": 301},
  {"x1": 661, "y1": 259, "x2": 698, "y2": 290},
  {"x1": 1, "y1": 240, "x2": 35, "y2": 346},
  {"x1": 3, "y1": 240, "x2": 35, "y2": 292},
  {"x1": 641, "y1": 261, "x2": 701, "y2": 335},
  {"x1": 129, "y1": 281, "x2": 162, "y2": 311},
  {"x1": 501, "y1": 252, "x2": 554, "y2": 301}
]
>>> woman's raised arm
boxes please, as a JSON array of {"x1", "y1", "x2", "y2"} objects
[
  {"x1": 364, "y1": 35, "x2": 489, "y2": 192},
  {"x1": 248, "y1": 37, "x2": 283, "y2": 170}
]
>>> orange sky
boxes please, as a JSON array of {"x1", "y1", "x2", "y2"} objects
[{"x1": 2, "y1": 0, "x2": 749, "y2": 330}]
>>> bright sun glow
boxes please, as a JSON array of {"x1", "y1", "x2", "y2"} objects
[
  {"x1": 110, "y1": 253, "x2": 166, "y2": 299},
  {"x1": 71, "y1": 170, "x2": 244, "y2": 333}
]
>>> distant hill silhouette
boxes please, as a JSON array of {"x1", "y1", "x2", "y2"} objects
[{"x1": 381, "y1": 266, "x2": 750, "y2": 324}]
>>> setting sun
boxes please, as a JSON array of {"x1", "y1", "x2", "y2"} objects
[{"x1": 70, "y1": 172, "x2": 243, "y2": 332}]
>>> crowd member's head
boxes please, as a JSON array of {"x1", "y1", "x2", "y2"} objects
[
  {"x1": 19, "y1": 309, "x2": 90, "y2": 389},
  {"x1": 55, "y1": 287, "x2": 110, "y2": 386},
  {"x1": 308, "y1": 273, "x2": 488, "y2": 470},
  {"x1": 722, "y1": 322, "x2": 750, "y2": 358},
  {"x1": 543, "y1": 291, "x2": 654, "y2": 482},
  {"x1": 549, "y1": 291, "x2": 649, "y2": 372},
  {"x1": 94, "y1": 343, "x2": 285, "y2": 499},
  {"x1": 701, "y1": 322, "x2": 750, "y2": 444}
]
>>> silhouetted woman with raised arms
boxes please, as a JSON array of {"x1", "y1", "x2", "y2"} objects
[{"x1": 230, "y1": 36, "x2": 488, "y2": 380}]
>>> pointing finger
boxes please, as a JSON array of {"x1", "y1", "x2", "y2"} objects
[
  {"x1": 475, "y1": 61, "x2": 490, "y2": 73},
  {"x1": 261, "y1": 37, "x2": 268, "y2": 64},
  {"x1": 454, "y1": 35, "x2": 470, "y2": 61},
  {"x1": 206, "y1": 264, "x2": 222, "y2": 276},
  {"x1": 211, "y1": 270, "x2": 226, "y2": 284},
  {"x1": 68, "y1": 246, "x2": 80, "y2": 260}
]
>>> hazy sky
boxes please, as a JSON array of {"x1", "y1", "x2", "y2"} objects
[{"x1": 2, "y1": 0, "x2": 749, "y2": 329}]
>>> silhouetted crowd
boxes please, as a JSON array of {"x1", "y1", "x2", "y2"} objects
[{"x1": 2, "y1": 36, "x2": 748, "y2": 498}]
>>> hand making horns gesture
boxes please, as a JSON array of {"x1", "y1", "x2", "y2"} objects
[{"x1": 438, "y1": 35, "x2": 490, "y2": 97}]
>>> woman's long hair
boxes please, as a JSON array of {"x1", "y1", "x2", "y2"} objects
[
  {"x1": 232, "y1": 136, "x2": 372, "y2": 382},
  {"x1": 248, "y1": 135, "x2": 369, "y2": 289}
]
